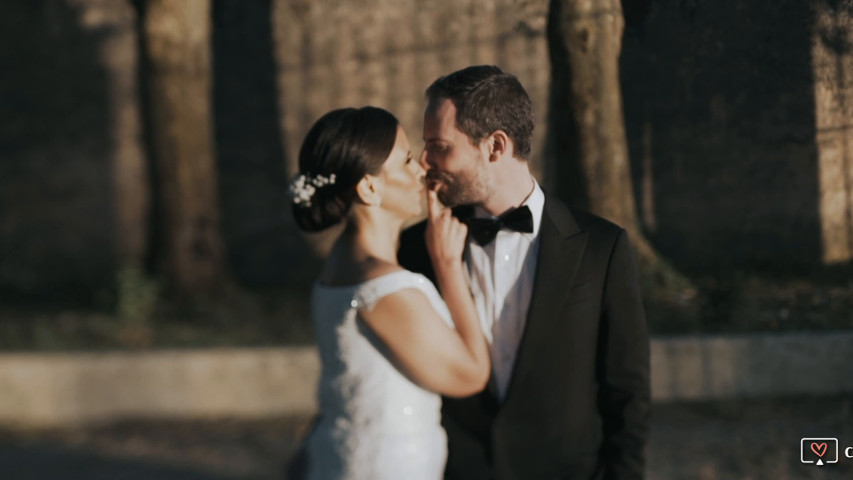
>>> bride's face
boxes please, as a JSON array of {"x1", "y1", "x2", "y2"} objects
[{"x1": 377, "y1": 126, "x2": 426, "y2": 220}]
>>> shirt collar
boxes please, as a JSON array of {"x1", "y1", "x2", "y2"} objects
[{"x1": 472, "y1": 178, "x2": 545, "y2": 238}]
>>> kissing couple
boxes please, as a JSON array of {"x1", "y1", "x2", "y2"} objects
[{"x1": 289, "y1": 65, "x2": 650, "y2": 480}]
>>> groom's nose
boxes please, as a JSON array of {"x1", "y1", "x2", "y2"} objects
[
  {"x1": 413, "y1": 159, "x2": 426, "y2": 179},
  {"x1": 419, "y1": 149, "x2": 431, "y2": 171}
]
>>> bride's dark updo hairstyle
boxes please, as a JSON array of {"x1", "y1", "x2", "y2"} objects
[{"x1": 291, "y1": 107, "x2": 399, "y2": 232}]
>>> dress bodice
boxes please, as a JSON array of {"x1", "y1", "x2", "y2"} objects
[{"x1": 306, "y1": 269, "x2": 452, "y2": 479}]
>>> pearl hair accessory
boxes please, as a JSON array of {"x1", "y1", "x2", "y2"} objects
[{"x1": 288, "y1": 173, "x2": 337, "y2": 207}]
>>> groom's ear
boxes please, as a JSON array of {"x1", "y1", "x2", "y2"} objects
[{"x1": 487, "y1": 130, "x2": 510, "y2": 162}]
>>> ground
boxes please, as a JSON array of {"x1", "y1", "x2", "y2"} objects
[{"x1": 1, "y1": 395, "x2": 852, "y2": 479}]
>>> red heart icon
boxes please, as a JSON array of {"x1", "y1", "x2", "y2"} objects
[{"x1": 811, "y1": 442, "x2": 827, "y2": 457}]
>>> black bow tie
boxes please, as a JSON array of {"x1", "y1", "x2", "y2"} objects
[{"x1": 462, "y1": 205, "x2": 534, "y2": 246}]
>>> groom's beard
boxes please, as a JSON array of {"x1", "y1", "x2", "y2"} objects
[{"x1": 427, "y1": 167, "x2": 490, "y2": 207}]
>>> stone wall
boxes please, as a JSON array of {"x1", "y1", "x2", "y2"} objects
[
  {"x1": 0, "y1": 1, "x2": 142, "y2": 298},
  {"x1": 264, "y1": 0, "x2": 551, "y2": 269},
  {"x1": 812, "y1": 1, "x2": 853, "y2": 265},
  {"x1": 621, "y1": 0, "x2": 853, "y2": 272},
  {"x1": 272, "y1": 0, "x2": 550, "y2": 176},
  {"x1": 1, "y1": 0, "x2": 851, "y2": 298}
]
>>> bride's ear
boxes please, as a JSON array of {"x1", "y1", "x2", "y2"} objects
[{"x1": 355, "y1": 175, "x2": 382, "y2": 207}]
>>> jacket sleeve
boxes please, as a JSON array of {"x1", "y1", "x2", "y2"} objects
[
  {"x1": 598, "y1": 229, "x2": 651, "y2": 480},
  {"x1": 397, "y1": 220, "x2": 435, "y2": 282}
]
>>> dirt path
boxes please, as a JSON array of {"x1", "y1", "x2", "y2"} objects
[{"x1": 1, "y1": 396, "x2": 851, "y2": 479}]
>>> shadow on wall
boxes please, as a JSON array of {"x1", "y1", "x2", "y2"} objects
[
  {"x1": 0, "y1": 1, "x2": 117, "y2": 302},
  {"x1": 621, "y1": 0, "x2": 827, "y2": 276},
  {"x1": 212, "y1": 0, "x2": 319, "y2": 288}
]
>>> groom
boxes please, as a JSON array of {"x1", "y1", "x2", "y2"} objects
[{"x1": 398, "y1": 65, "x2": 650, "y2": 479}]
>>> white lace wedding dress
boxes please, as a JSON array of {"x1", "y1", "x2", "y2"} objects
[{"x1": 305, "y1": 269, "x2": 453, "y2": 480}]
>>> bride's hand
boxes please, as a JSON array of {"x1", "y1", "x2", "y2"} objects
[{"x1": 425, "y1": 188, "x2": 467, "y2": 269}]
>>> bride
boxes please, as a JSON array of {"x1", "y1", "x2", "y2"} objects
[{"x1": 289, "y1": 106, "x2": 489, "y2": 479}]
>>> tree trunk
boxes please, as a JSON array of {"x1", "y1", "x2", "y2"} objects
[
  {"x1": 547, "y1": 0, "x2": 639, "y2": 231},
  {"x1": 547, "y1": 0, "x2": 694, "y2": 298},
  {"x1": 139, "y1": 0, "x2": 226, "y2": 296},
  {"x1": 111, "y1": 2, "x2": 149, "y2": 272}
]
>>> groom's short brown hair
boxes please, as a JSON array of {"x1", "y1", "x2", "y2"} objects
[{"x1": 425, "y1": 65, "x2": 535, "y2": 159}]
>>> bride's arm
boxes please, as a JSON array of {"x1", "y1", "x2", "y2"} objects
[
  {"x1": 358, "y1": 190, "x2": 489, "y2": 398},
  {"x1": 425, "y1": 189, "x2": 490, "y2": 394},
  {"x1": 359, "y1": 288, "x2": 488, "y2": 397}
]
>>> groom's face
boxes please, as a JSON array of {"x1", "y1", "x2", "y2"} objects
[{"x1": 421, "y1": 98, "x2": 491, "y2": 207}]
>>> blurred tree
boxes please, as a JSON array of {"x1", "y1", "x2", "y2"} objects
[
  {"x1": 546, "y1": 0, "x2": 694, "y2": 297},
  {"x1": 136, "y1": 0, "x2": 227, "y2": 296}
]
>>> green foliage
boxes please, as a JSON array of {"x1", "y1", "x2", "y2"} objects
[
  {"x1": 115, "y1": 268, "x2": 160, "y2": 348},
  {"x1": 116, "y1": 268, "x2": 159, "y2": 324}
]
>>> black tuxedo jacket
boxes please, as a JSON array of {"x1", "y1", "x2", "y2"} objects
[{"x1": 398, "y1": 195, "x2": 650, "y2": 480}]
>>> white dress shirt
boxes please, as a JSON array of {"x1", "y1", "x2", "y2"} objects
[{"x1": 465, "y1": 180, "x2": 544, "y2": 400}]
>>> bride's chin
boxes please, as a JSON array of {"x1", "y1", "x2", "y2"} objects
[
  {"x1": 407, "y1": 202, "x2": 428, "y2": 224},
  {"x1": 401, "y1": 212, "x2": 425, "y2": 230}
]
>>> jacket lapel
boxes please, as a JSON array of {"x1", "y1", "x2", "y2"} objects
[{"x1": 501, "y1": 196, "x2": 587, "y2": 405}]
